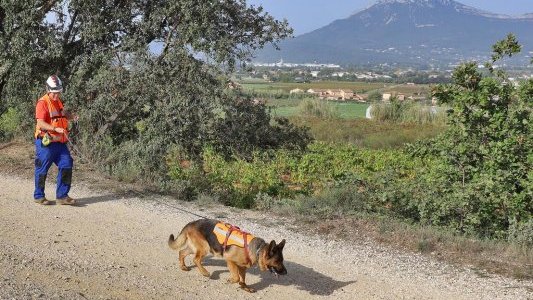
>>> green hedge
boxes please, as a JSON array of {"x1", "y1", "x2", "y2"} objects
[{"x1": 167, "y1": 142, "x2": 531, "y2": 243}]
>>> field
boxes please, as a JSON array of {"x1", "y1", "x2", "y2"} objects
[
  {"x1": 241, "y1": 80, "x2": 442, "y2": 147},
  {"x1": 241, "y1": 80, "x2": 390, "y2": 93},
  {"x1": 289, "y1": 117, "x2": 445, "y2": 148},
  {"x1": 241, "y1": 80, "x2": 433, "y2": 120},
  {"x1": 269, "y1": 98, "x2": 369, "y2": 119},
  {"x1": 241, "y1": 80, "x2": 432, "y2": 96},
  {"x1": 382, "y1": 84, "x2": 432, "y2": 95}
]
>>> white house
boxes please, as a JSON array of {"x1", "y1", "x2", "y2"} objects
[{"x1": 290, "y1": 88, "x2": 304, "y2": 94}]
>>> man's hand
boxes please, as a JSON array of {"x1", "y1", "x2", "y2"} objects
[{"x1": 54, "y1": 127, "x2": 66, "y2": 134}]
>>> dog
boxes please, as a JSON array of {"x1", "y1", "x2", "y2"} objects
[{"x1": 168, "y1": 218, "x2": 287, "y2": 293}]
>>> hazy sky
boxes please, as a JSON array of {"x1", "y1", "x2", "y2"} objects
[{"x1": 247, "y1": 0, "x2": 533, "y2": 35}]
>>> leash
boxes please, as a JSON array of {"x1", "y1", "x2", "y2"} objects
[{"x1": 155, "y1": 200, "x2": 209, "y2": 219}]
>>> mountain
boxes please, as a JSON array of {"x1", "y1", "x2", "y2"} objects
[{"x1": 255, "y1": 0, "x2": 533, "y2": 67}]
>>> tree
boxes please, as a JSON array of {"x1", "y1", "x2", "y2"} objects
[
  {"x1": 1, "y1": 1, "x2": 310, "y2": 178},
  {"x1": 415, "y1": 34, "x2": 532, "y2": 238},
  {"x1": 367, "y1": 91, "x2": 382, "y2": 103}
]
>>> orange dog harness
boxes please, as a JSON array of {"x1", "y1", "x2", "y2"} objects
[{"x1": 213, "y1": 222, "x2": 254, "y2": 265}]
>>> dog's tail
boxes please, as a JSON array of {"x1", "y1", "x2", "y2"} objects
[{"x1": 168, "y1": 232, "x2": 187, "y2": 250}]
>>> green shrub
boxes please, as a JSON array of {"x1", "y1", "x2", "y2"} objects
[
  {"x1": 297, "y1": 99, "x2": 339, "y2": 119},
  {"x1": 0, "y1": 108, "x2": 22, "y2": 141},
  {"x1": 290, "y1": 117, "x2": 446, "y2": 148},
  {"x1": 165, "y1": 120, "x2": 529, "y2": 241},
  {"x1": 168, "y1": 142, "x2": 418, "y2": 209},
  {"x1": 402, "y1": 104, "x2": 447, "y2": 124},
  {"x1": 508, "y1": 219, "x2": 533, "y2": 247},
  {"x1": 367, "y1": 91, "x2": 382, "y2": 103},
  {"x1": 371, "y1": 101, "x2": 446, "y2": 124},
  {"x1": 200, "y1": 147, "x2": 294, "y2": 208},
  {"x1": 370, "y1": 100, "x2": 405, "y2": 122},
  {"x1": 412, "y1": 35, "x2": 533, "y2": 238}
]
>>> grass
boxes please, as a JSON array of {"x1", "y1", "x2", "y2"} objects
[
  {"x1": 271, "y1": 106, "x2": 297, "y2": 118},
  {"x1": 289, "y1": 117, "x2": 446, "y2": 148},
  {"x1": 296, "y1": 99, "x2": 340, "y2": 119},
  {"x1": 370, "y1": 102, "x2": 447, "y2": 124},
  {"x1": 268, "y1": 98, "x2": 370, "y2": 119},
  {"x1": 383, "y1": 84, "x2": 432, "y2": 95},
  {"x1": 332, "y1": 102, "x2": 369, "y2": 119},
  {"x1": 265, "y1": 97, "x2": 444, "y2": 148}
]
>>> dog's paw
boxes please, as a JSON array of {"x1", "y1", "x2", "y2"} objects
[
  {"x1": 227, "y1": 278, "x2": 239, "y2": 284},
  {"x1": 240, "y1": 285, "x2": 256, "y2": 293},
  {"x1": 201, "y1": 271, "x2": 211, "y2": 278},
  {"x1": 180, "y1": 266, "x2": 191, "y2": 271}
]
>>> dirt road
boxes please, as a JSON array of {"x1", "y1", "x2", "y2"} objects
[{"x1": 0, "y1": 173, "x2": 531, "y2": 299}]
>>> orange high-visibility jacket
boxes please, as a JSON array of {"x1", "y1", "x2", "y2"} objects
[{"x1": 34, "y1": 94, "x2": 69, "y2": 143}]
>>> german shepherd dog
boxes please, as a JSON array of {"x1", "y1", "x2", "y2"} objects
[{"x1": 168, "y1": 219, "x2": 287, "y2": 293}]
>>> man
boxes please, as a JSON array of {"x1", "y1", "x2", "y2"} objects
[{"x1": 33, "y1": 75, "x2": 75, "y2": 205}]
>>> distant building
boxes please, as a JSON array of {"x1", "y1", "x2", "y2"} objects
[
  {"x1": 353, "y1": 94, "x2": 366, "y2": 102},
  {"x1": 306, "y1": 88, "x2": 327, "y2": 95},
  {"x1": 307, "y1": 89, "x2": 356, "y2": 101},
  {"x1": 323, "y1": 89, "x2": 354, "y2": 101},
  {"x1": 332, "y1": 89, "x2": 354, "y2": 101},
  {"x1": 290, "y1": 88, "x2": 304, "y2": 94},
  {"x1": 332, "y1": 72, "x2": 346, "y2": 77},
  {"x1": 397, "y1": 93, "x2": 406, "y2": 101},
  {"x1": 382, "y1": 93, "x2": 392, "y2": 102}
]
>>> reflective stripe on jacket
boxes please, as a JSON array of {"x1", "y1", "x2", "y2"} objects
[{"x1": 213, "y1": 222, "x2": 255, "y2": 248}]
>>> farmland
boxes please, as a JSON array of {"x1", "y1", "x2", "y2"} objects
[
  {"x1": 268, "y1": 98, "x2": 369, "y2": 119},
  {"x1": 239, "y1": 80, "x2": 433, "y2": 120},
  {"x1": 241, "y1": 80, "x2": 389, "y2": 93}
]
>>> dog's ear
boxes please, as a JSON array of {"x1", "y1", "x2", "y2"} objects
[
  {"x1": 267, "y1": 240, "x2": 276, "y2": 256},
  {"x1": 277, "y1": 239, "x2": 286, "y2": 251}
]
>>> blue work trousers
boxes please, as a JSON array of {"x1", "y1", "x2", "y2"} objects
[{"x1": 34, "y1": 139, "x2": 73, "y2": 200}]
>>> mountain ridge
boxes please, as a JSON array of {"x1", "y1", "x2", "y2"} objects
[{"x1": 255, "y1": 0, "x2": 533, "y2": 66}]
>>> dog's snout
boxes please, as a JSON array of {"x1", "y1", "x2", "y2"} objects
[{"x1": 277, "y1": 266, "x2": 287, "y2": 275}]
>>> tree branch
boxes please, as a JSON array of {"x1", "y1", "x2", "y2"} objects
[
  {"x1": 37, "y1": 0, "x2": 61, "y2": 20},
  {"x1": 63, "y1": 10, "x2": 78, "y2": 46},
  {"x1": 0, "y1": 6, "x2": 5, "y2": 34}
]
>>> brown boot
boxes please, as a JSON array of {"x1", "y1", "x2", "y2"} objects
[
  {"x1": 34, "y1": 198, "x2": 52, "y2": 205},
  {"x1": 56, "y1": 196, "x2": 76, "y2": 205}
]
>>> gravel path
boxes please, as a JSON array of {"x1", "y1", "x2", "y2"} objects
[{"x1": 0, "y1": 173, "x2": 531, "y2": 299}]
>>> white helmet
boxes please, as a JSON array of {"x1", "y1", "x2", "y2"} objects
[{"x1": 46, "y1": 75, "x2": 63, "y2": 93}]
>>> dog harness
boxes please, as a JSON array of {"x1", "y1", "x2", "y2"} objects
[{"x1": 213, "y1": 222, "x2": 255, "y2": 265}]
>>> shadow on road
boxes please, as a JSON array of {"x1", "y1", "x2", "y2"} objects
[
  {"x1": 204, "y1": 258, "x2": 356, "y2": 295},
  {"x1": 74, "y1": 194, "x2": 122, "y2": 206}
]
